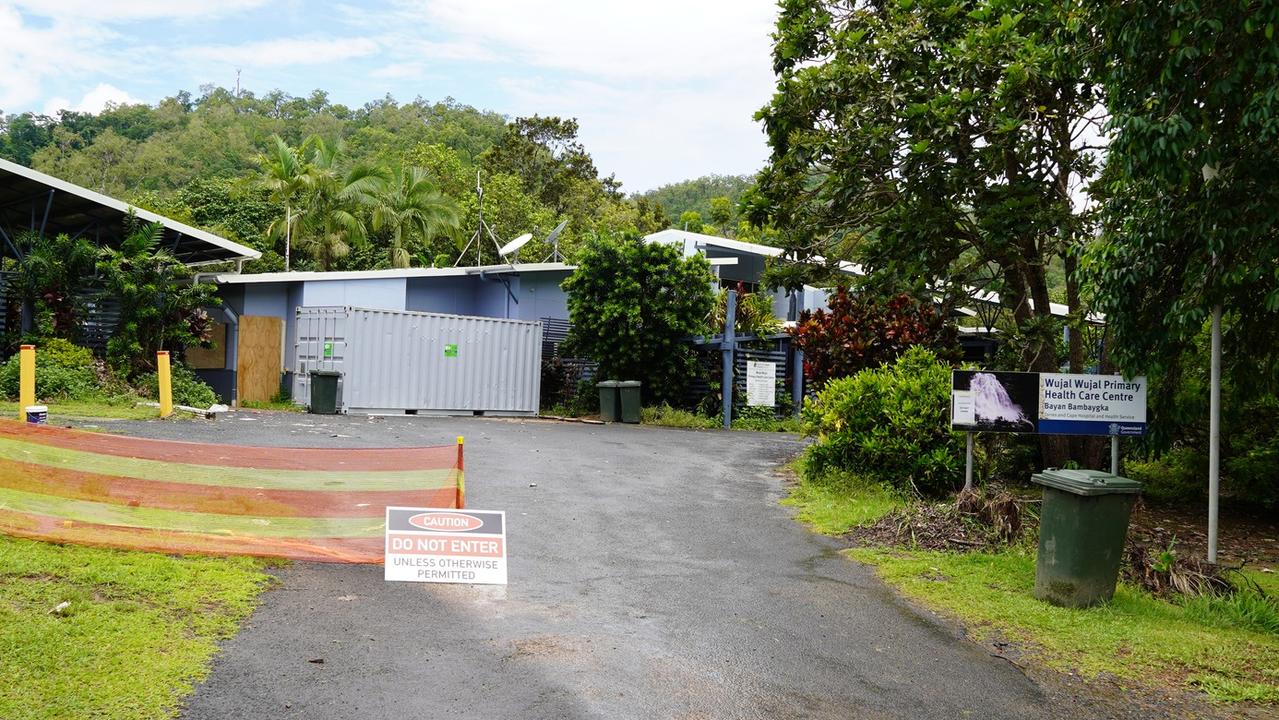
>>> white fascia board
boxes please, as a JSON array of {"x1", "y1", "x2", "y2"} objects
[{"x1": 211, "y1": 262, "x2": 575, "y2": 285}]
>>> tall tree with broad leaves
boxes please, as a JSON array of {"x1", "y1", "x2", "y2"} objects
[
  {"x1": 371, "y1": 166, "x2": 461, "y2": 268},
  {"x1": 257, "y1": 135, "x2": 309, "y2": 271},
  {"x1": 1085, "y1": 0, "x2": 1279, "y2": 398},
  {"x1": 752, "y1": 0, "x2": 1103, "y2": 381},
  {"x1": 296, "y1": 137, "x2": 387, "y2": 270}
]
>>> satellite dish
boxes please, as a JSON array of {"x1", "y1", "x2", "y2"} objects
[
  {"x1": 498, "y1": 233, "x2": 534, "y2": 258},
  {"x1": 543, "y1": 219, "x2": 569, "y2": 262},
  {"x1": 545, "y1": 220, "x2": 568, "y2": 246}
]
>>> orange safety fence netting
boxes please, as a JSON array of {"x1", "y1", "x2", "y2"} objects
[{"x1": 0, "y1": 421, "x2": 462, "y2": 563}]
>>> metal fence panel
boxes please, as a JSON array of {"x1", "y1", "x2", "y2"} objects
[{"x1": 293, "y1": 306, "x2": 542, "y2": 415}]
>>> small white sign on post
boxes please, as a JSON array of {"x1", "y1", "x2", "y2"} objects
[
  {"x1": 384, "y1": 507, "x2": 507, "y2": 584},
  {"x1": 951, "y1": 390, "x2": 975, "y2": 425},
  {"x1": 746, "y1": 361, "x2": 776, "y2": 407}
]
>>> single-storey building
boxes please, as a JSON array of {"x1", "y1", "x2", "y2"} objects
[{"x1": 192, "y1": 263, "x2": 573, "y2": 404}]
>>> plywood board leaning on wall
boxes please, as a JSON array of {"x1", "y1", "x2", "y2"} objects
[{"x1": 237, "y1": 315, "x2": 283, "y2": 404}]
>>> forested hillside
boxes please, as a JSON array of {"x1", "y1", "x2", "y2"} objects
[
  {"x1": 640, "y1": 174, "x2": 755, "y2": 236},
  {"x1": 0, "y1": 87, "x2": 675, "y2": 272}
]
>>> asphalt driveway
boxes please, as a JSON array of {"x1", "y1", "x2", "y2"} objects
[{"x1": 86, "y1": 412, "x2": 1099, "y2": 719}]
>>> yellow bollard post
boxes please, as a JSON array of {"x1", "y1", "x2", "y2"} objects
[
  {"x1": 18, "y1": 344, "x2": 35, "y2": 420},
  {"x1": 157, "y1": 351, "x2": 173, "y2": 418},
  {"x1": 455, "y1": 436, "x2": 465, "y2": 509}
]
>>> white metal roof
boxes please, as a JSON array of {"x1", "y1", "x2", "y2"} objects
[
  {"x1": 0, "y1": 157, "x2": 260, "y2": 265},
  {"x1": 208, "y1": 262, "x2": 576, "y2": 285},
  {"x1": 643, "y1": 228, "x2": 1102, "y2": 322}
]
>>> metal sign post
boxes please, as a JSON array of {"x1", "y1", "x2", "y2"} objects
[
  {"x1": 1208, "y1": 305, "x2": 1222, "y2": 563},
  {"x1": 964, "y1": 432, "x2": 974, "y2": 491}
]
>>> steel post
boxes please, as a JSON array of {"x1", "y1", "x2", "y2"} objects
[{"x1": 722, "y1": 290, "x2": 736, "y2": 430}]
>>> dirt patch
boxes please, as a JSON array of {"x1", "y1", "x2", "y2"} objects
[
  {"x1": 1129, "y1": 499, "x2": 1279, "y2": 570},
  {"x1": 505, "y1": 635, "x2": 590, "y2": 660},
  {"x1": 845, "y1": 490, "x2": 1027, "y2": 551}
]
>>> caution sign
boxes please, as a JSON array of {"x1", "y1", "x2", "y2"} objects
[{"x1": 384, "y1": 507, "x2": 507, "y2": 584}]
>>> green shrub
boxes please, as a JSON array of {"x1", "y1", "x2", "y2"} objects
[
  {"x1": 732, "y1": 405, "x2": 802, "y2": 432},
  {"x1": 641, "y1": 404, "x2": 720, "y2": 429},
  {"x1": 802, "y1": 346, "x2": 962, "y2": 496},
  {"x1": 0, "y1": 338, "x2": 101, "y2": 402},
  {"x1": 1125, "y1": 447, "x2": 1206, "y2": 502},
  {"x1": 137, "y1": 360, "x2": 218, "y2": 408}
]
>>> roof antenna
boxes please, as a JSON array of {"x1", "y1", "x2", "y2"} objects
[{"x1": 455, "y1": 171, "x2": 505, "y2": 266}]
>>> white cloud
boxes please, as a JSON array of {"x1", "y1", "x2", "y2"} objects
[
  {"x1": 182, "y1": 37, "x2": 380, "y2": 68},
  {"x1": 0, "y1": 5, "x2": 120, "y2": 110},
  {"x1": 397, "y1": 0, "x2": 780, "y2": 190},
  {"x1": 407, "y1": 0, "x2": 777, "y2": 82},
  {"x1": 10, "y1": 0, "x2": 269, "y2": 22}
]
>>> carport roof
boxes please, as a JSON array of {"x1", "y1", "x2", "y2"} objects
[{"x1": 0, "y1": 157, "x2": 260, "y2": 266}]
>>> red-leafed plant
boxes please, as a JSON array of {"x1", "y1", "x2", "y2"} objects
[{"x1": 789, "y1": 288, "x2": 957, "y2": 388}]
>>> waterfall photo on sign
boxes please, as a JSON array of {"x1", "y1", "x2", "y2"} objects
[{"x1": 951, "y1": 371, "x2": 1039, "y2": 433}]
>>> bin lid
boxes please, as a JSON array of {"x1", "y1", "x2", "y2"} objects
[
  {"x1": 1031, "y1": 468, "x2": 1142, "y2": 496},
  {"x1": 310, "y1": 369, "x2": 342, "y2": 377},
  {"x1": 597, "y1": 380, "x2": 621, "y2": 388},
  {"x1": 616, "y1": 380, "x2": 641, "y2": 388}
]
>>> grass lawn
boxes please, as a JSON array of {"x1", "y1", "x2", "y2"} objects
[
  {"x1": 851, "y1": 547, "x2": 1279, "y2": 703},
  {"x1": 780, "y1": 470, "x2": 904, "y2": 534},
  {"x1": 1, "y1": 400, "x2": 162, "y2": 421},
  {"x1": 640, "y1": 404, "x2": 804, "y2": 433},
  {"x1": 0, "y1": 536, "x2": 274, "y2": 720},
  {"x1": 782, "y1": 466, "x2": 1279, "y2": 705},
  {"x1": 239, "y1": 399, "x2": 304, "y2": 412}
]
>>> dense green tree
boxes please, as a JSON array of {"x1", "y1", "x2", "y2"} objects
[
  {"x1": 0, "y1": 112, "x2": 55, "y2": 165},
  {"x1": 483, "y1": 116, "x2": 609, "y2": 212},
  {"x1": 372, "y1": 166, "x2": 460, "y2": 268},
  {"x1": 631, "y1": 196, "x2": 671, "y2": 236},
  {"x1": 708, "y1": 196, "x2": 734, "y2": 235},
  {"x1": 1086, "y1": 0, "x2": 1279, "y2": 389},
  {"x1": 562, "y1": 236, "x2": 714, "y2": 404},
  {"x1": 678, "y1": 210, "x2": 705, "y2": 234},
  {"x1": 753, "y1": 0, "x2": 1101, "y2": 384}
]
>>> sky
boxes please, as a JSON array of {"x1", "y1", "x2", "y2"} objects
[{"x1": 0, "y1": 0, "x2": 781, "y2": 192}]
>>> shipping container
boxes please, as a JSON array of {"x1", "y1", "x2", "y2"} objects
[{"x1": 293, "y1": 306, "x2": 543, "y2": 415}]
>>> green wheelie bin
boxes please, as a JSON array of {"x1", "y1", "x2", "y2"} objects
[
  {"x1": 1031, "y1": 468, "x2": 1142, "y2": 607},
  {"x1": 308, "y1": 370, "x2": 341, "y2": 414},
  {"x1": 596, "y1": 380, "x2": 620, "y2": 422},
  {"x1": 617, "y1": 381, "x2": 642, "y2": 423}
]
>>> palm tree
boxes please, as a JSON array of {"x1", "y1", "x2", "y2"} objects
[
  {"x1": 296, "y1": 137, "x2": 387, "y2": 270},
  {"x1": 371, "y1": 166, "x2": 461, "y2": 268},
  {"x1": 257, "y1": 135, "x2": 308, "y2": 271}
]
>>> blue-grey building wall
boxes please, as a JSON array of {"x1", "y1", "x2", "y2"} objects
[
  {"x1": 302, "y1": 278, "x2": 407, "y2": 309},
  {"x1": 405, "y1": 276, "x2": 476, "y2": 315},
  {"x1": 514, "y1": 271, "x2": 571, "y2": 321},
  {"x1": 474, "y1": 275, "x2": 517, "y2": 319}
]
